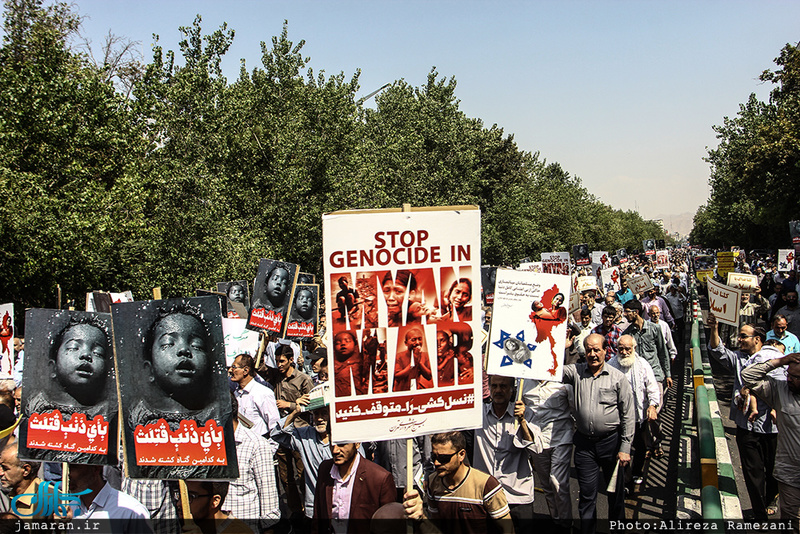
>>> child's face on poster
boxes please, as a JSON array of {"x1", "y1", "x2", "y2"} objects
[
  {"x1": 267, "y1": 268, "x2": 290, "y2": 304},
  {"x1": 55, "y1": 324, "x2": 108, "y2": 396},
  {"x1": 295, "y1": 290, "x2": 314, "y2": 318},
  {"x1": 150, "y1": 314, "x2": 210, "y2": 394}
]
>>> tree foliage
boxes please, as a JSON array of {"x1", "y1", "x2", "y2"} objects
[
  {"x1": 0, "y1": 3, "x2": 663, "y2": 325},
  {"x1": 691, "y1": 42, "x2": 800, "y2": 249}
]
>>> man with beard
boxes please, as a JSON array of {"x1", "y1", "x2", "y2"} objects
[
  {"x1": 708, "y1": 314, "x2": 785, "y2": 520},
  {"x1": 743, "y1": 352, "x2": 800, "y2": 529},
  {"x1": 313, "y1": 440, "x2": 395, "y2": 534},
  {"x1": 607, "y1": 335, "x2": 660, "y2": 488},
  {"x1": 402, "y1": 431, "x2": 512, "y2": 534}
]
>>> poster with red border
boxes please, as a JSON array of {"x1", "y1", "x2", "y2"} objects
[{"x1": 323, "y1": 206, "x2": 482, "y2": 443}]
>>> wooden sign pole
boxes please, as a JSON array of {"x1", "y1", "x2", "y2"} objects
[
  {"x1": 178, "y1": 480, "x2": 195, "y2": 529},
  {"x1": 152, "y1": 287, "x2": 162, "y2": 300}
]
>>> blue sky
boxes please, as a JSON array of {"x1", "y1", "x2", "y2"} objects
[{"x1": 73, "y1": 1, "x2": 800, "y2": 227}]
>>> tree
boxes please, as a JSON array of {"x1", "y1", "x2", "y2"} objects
[
  {"x1": 693, "y1": 42, "x2": 800, "y2": 249},
  {"x1": 0, "y1": 0, "x2": 141, "y2": 317}
]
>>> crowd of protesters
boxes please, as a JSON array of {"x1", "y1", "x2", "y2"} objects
[{"x1": 0, "y1": 247, "x2": 798, "y2": 534}]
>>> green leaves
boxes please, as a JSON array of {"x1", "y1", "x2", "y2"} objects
[
  {"x1": 1, "y1": 6, "x2": 665, "y2": 322},
  {"x1": 693, "y1": 42, "x2": 800, "y2": 249}
]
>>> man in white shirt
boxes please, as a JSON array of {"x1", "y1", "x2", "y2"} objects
[
  {"x1": 608, "y1": 335, "x2": 660, "y2": 487},
  {"x1": 473, "y1": 375, "x2": 533, "y2": 531},
  {"x1": 516, "y1": 379, "x2": 574, "y2": 531},
  {"x1": 65, "y1": 463, "x2": 152, "y2": 534},
  {"x1": 648, "y1": 306, "x2": 677, "y2": 362},
  {"x1": 229, "y1": 353, "x2": 279, "y2": 438}
]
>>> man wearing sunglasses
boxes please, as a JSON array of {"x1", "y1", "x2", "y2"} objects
[
  {"x1": 707, "y1": 313, "x2": 785, "y2": 520},
  {"x1": 742, "y1": 352, "x2": 800, "y2": 529},
  {"x1": 402, "y1": 431, "x2": 513, "y2": 534}
]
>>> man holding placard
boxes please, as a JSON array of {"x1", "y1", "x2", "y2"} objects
[{"x1": 707, "y1": 313, "x2": 784, "y2": 520}]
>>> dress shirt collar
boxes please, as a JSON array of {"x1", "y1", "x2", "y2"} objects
[
  {"x1": 331, "y1": 453, "x2": 361, "y2": 484},
  {"x1": 484, "y1": 400, "x2": 515, "y2": 420}
]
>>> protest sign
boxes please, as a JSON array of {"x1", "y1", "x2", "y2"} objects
[
  {"x1": 656, "y1": 239, "x2": 665, "y2": 250},
  {"x1": 481, "y1": 266, "x2": 498, "y2": 305},
  {"x1": 629, "y1": 274, "x2": 654, "y2": 295},
  {"x1": 0, "y1": 303, "x2": 13, "y2": 379},
  {"x1": 716, "y1": 251, "x2": 736, "y2": 277},
  {"x1": 217, "y1": 280, "x2": 250, "y2": 319},
  {"x1": 779, "y1": 249, "x2": 795, "y2": 272},
  {"x1": 707, "y1": 279, "x2": 741, "y2": 327},
  {"x1": 576, "y1": 276, "x2": 598, "y2": 293},
  {"x1": 541, "y1": 252, "x2": 570, "y2": 276},
  {"x1": 601, "y1": 267, "x2": 622, "y2": 293},
  {"x1": 617, "y1": 248, "x2": 629, "y2": 264},
  {"x1": 643, "y1": 239, "x2": 656, "y2": 256},
  {"x1": 286, "y1": 284, "x2": 319, "y2": 340},
  {"x1": 790, "y1": 220, "x2": 800, "y2": 245},
  {"x1": 519, "y1": 261, "x2": 543, "y2": 272},
  {"x1": 590, "y1": 262, "x2": 604, "y2": 286},
  {"x1": 569, "y1": 290, "x2": 582, "y2": 315},
  {"x1": 222, "y1": 317, "x2": 260, "y2": 366},
  {"x1": 573, "y1": 243, "x2": 590, "y2": 266},
  {"x1": 592, "y1": 251, "x2": 610, "y2": 269},
  {"x1": 86, "y1": 290, "x2": 134, "y2": 313},
  {"x1": 655, "y1": 250, "x2": 670, "y2": 270},
  {"x1": 323, "y1": 206, "x2": 482, "y2": 443},
  {"x1": 694, "y1": 255, "x2": 715, "y2": 272},
  {"x1": 113, "y1": 296, "x2": 238, "y2": 479},
  {"x1": 726, "y1": 273, "x2": 759, "y2": 292},
  {"x1": 486, "y1": 269, "x2": 570, "y2": 382},
  {"x1": 19, "y1": 310, "x2": 117, "y2": 465},
  {"x1": 247, "y1": 259, "x2": 299, "y2": 335},
  {"x1": 298, "y1": 272, "x2": 316, "y2": 284}
]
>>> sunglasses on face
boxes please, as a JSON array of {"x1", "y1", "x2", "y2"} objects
[{"x1": 431, "y1": 451, "x2": 460, "y2": 464}]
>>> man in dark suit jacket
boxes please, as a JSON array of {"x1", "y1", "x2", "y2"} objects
[{"x1": 312, "y1": 441, "x2": 396, "y2": 534}]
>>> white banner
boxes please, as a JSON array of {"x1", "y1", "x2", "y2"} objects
[
  {"x1": 592, "y1": 251, "x2": 610, "y2": 269},
  {"x1": 726, "y1": 273, "x2": 759, "y2": 292},
  {"x1": 222, "y1": 318, "x2": 261, "y2": 367},
  {"x1": 779, "y1": 249, "x2": 795, "y2": 272},
  {"x1": 486, "y1": 269, "x2": 570, "y2": 382},
  {"x1": 323, "y1": 207, "x2": 482, "y2": 443},
  {"x1": 655, "y1": 250, "x2": 670, "y2": 269},
  {"x1": 629, "y1": 274, "x2": 654, "y2": 294},
  {"x1": 541, "y1": 252, "x2": 571, "y2": 276},
  {"x1": 707, "y1": 279, "x2": 741, "y2": 327},
  {"x1": 600, "y1": 267, "x2": 622, "y2": 293}
]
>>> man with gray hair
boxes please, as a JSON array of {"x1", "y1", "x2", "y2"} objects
[
  {"x1": 0, "y1": 441, "x2": 43, "y2": 518},
  {"x1": 648, "y1": 305, "x2": 677, "y2": 362},
  {"x1": 607, "y1": 335, "x2": 660, "y2": 487}
]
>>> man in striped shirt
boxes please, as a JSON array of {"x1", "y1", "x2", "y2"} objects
[{"x1": 403, "y1": 431, "x2": 513, "y2": 534}]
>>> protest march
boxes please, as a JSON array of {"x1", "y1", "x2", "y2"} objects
[{"x1": 2, "y1": 202, "x2": 799, "y2": 534}]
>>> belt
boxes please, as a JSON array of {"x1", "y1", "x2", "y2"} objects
[{"x1": 578, "y1": 429, "x2": 619, "y2": 442}]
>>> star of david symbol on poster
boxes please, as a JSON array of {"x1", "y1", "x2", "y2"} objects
[{"x1": 494, "y1": 329, "x2": 536, "y2": 367}]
